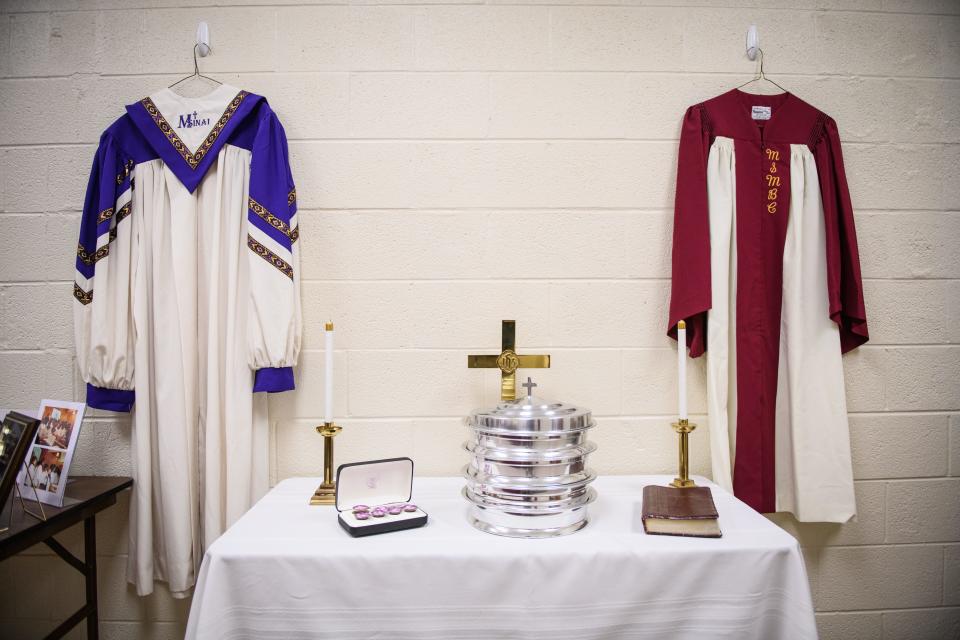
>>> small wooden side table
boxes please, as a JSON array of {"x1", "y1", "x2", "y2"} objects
[{"x1": 0, "y1": 476, "x2": 133, "y2": 640}]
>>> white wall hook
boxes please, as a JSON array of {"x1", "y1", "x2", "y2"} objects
[
  {"x1": 746, "y1": 24, "x2": 759, "y2": 61},
  {"x1": 196, "y1": 21, "x2": 211, "y2": 57}
]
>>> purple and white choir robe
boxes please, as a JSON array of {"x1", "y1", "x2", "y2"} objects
[
  {"x1": 74, "y1": 85, "x2": 301, "y2": 596},
  {"x1": 668, "y1": 89, "x2": 869, "y2": 523}
]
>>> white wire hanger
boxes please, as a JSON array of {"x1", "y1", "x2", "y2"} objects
[
  {"x1": 169, "y1": 42, "x2": 221, "y2": 91},
  {"x1": 737, "y1": 47, "x2": 787, "y2": 94}
]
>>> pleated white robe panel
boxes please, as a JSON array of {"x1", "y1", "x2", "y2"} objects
[
  {"x1": 705, "y1": 136, "x2": 737, "y2": 495},
  {"x1": 774, "y1": 144, "x2": 856, "y2": 523},
  {"x1": 128, "y1": 145, "x2": 270, "y2": 597}
]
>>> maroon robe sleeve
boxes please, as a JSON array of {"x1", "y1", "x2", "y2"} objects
[
  {"x1": 813, "y1": 116, "x2": 869, "y2": 353},
  {"x1": 667, "y1": 105, "x2": 712, "y2": 357}
]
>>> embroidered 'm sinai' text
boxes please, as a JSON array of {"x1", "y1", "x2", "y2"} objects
[{"x1": 177, "y1": 111, "x2": 211, "y2": 129}]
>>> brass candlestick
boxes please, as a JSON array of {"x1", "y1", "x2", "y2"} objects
[
  {"x1": 670, "y1": 418, "x2": 697, "y2": 488},
  {"x1": 310, "y1": 421, "x2": 342, "y2": 505}
]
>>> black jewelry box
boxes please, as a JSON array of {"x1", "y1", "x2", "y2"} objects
[{"x1": 335, "y1": 457, "x2": 428, "y2": 537}]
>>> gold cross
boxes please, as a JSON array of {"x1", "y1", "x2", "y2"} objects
[{"x1": 468, "y1": 320, "x2": 550, "y2": 401}]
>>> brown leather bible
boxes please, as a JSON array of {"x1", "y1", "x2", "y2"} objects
[{"x1": 641, "y1": 485, "x2": 722, "y2": 538}]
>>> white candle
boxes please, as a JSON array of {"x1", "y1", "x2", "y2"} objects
[
  {"x1": 324, "y1": 322, "x2": 334, "y2": 423},
  {"x1": 677, "y1": 319, "x2": 687, "y2": 420}
]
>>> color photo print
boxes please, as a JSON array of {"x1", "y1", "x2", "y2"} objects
[{"x1": 17, "y1": 400, "x2": 85, "y2": 507}]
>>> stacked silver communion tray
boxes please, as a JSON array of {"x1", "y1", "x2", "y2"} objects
[{"x1": 463, "y1": 383, "x2": 597, "y2": 538}]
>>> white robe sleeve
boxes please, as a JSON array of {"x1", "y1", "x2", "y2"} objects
[
  {"x1": 245, "y1": 107, "x2": 301, "y2": 392},
  {"x1": 74, "y1": 132, "x2": 137, "y2": 411}
]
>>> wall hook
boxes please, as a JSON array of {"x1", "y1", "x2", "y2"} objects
[
  {"x1": 746, "y1": 24, "x2": 759, "y2": 61},
  {"x1": 196, "y1": 21, "x2": 211, "y2": 57}
]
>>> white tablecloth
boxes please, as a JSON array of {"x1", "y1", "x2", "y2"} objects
[{"x1": 185, "y1": 475, "x2": 817, "y2": 640}]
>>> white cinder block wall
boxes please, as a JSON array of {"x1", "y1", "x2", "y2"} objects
[{"x1": 1, "y1": 1, "x2": 958, "y2": 638}]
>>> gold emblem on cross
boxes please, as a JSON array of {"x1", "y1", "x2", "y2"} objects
[{"x1": 468, "y1": 320, "x2": 550, "y2": 401}]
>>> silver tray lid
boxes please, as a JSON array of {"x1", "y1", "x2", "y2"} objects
[{"x1": 467, "y1": 394, "x2": 593, "y2": 434}]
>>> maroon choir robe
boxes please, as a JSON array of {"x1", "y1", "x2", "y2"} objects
[{"x1": 667, "y1": 89, "x2": 868, "y2": 522}]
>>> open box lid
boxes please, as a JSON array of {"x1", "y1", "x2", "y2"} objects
[{"x1": 335, "y1": 457, "x2": 414, "y2": 513}]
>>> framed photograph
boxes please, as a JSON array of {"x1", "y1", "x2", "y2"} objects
[
  {"x1": 0, "y1": 411, "x2": 41, "y2": 511},
  {"x1": 17, "y1": 400, "x2": 86, "y2": 508}
]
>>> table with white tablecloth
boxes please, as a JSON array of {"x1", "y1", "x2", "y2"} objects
[{"x1": 185, "y1": 475, "x2": 817, "y2": 640}]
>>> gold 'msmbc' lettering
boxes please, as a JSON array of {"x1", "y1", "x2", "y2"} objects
[{"x1": 764, "y1": 147, "x2": 780, "y2": 214}]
